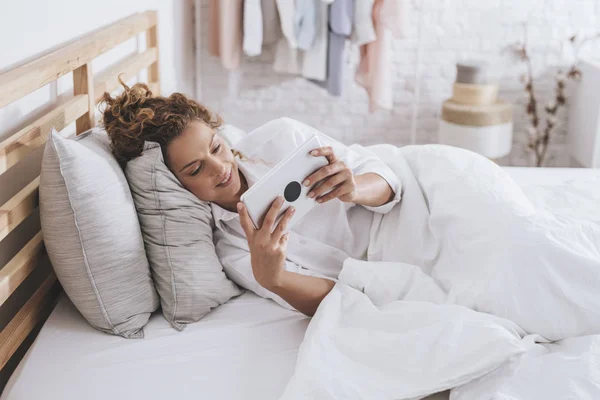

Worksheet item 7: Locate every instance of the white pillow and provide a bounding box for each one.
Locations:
[40,129,159,338]
[219,123,246,146]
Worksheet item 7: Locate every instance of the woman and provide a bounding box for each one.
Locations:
[102,82,401,317]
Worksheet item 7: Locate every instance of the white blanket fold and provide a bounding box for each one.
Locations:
[281,144,600,400]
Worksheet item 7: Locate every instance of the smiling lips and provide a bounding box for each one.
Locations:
[218,168,232,187]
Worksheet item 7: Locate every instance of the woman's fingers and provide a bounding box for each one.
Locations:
[302,146,340,187]
[310,146,337,164]
[261,196,284,232]
[308,169,350,199]
[237,202,256,238]
[303,160,345,188]
[279,232,291,248]
[273,206,295,239]
[304,146,358,204]
[317,181,354,204]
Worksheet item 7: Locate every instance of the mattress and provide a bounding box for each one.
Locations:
[3,167,599,400]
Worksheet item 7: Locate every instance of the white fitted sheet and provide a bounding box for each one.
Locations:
[3,167,599,400]
[3,292,310,400]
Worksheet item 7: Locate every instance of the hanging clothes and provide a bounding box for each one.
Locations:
[208,0,243,70]
[208,0,220,56]
[314,0,354,96]
[295,0,318,51]
[273,0,303,74]
[355,0,407,111]
[352,0,377,46]
[261,0,282,45]
[301,0,333,81]
[273,0,332,80]
[243,0,263,56]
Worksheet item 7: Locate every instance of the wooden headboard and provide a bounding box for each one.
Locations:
[0,10,160,388]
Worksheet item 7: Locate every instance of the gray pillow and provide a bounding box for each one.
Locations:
[125,142,243,331]
[40,129,159,338]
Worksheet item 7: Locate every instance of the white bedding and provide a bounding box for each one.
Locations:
[281,144,600,400]
[3,155,600,400]
[507,166,600,225]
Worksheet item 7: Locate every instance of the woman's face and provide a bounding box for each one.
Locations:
[167,120,244,209]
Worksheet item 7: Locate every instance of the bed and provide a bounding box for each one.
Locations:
[2,165,599,400]
[2,10,600,400]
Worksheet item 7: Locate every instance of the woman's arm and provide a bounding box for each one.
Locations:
[265,271,335,317]
[237,198,335,317]
[303,147,396,209]
[353,172,395,208]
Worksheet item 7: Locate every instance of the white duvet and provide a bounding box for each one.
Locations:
[280,144,600,400]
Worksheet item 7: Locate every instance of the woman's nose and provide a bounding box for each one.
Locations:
[206,158,226,176]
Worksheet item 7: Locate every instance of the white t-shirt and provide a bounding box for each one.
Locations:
[212,118,401,309]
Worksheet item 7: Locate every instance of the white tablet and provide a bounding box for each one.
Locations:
[240,134,329,231]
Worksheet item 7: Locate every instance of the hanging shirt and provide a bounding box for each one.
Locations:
[300,0,332,81]
[273,0,303,74]
[352,0,377,46]
[243,0,263,56]
[295,0,318,51]
[212,118,402,310]
[208,0,220,56]
[273,0,333,80]
[262,0,282,45]
[313,0,354,95]
[209,0,244,70]
[330,0,353,43]
[355,0,408,111]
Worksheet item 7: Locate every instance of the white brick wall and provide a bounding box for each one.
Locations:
[196,0,600,167]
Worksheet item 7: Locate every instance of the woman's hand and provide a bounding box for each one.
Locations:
[237,197,295,290]
[302,146,358,204]
[239,196,335,317]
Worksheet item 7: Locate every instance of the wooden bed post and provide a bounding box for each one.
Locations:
[146,17,160,95]
[73,63,95,134]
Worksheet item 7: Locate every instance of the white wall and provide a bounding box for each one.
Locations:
[0,0,195,200]
[0,0,195,96]
[197,0,600,167]
[0,1,194,267]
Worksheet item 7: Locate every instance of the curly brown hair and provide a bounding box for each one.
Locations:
[101,78,222,166]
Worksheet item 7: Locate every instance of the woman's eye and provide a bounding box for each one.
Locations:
[190,165,201,176]
[212,144,221,154]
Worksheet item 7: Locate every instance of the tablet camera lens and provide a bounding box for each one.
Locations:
[284,181,302,202]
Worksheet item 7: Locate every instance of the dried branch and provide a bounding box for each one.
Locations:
[511,27,599,167]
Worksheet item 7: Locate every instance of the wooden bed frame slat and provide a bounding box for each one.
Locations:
[0,11,157,109]
[0,271,57,371]
[0,177,40,243]
[0,232,44,307]
[148,82,160,95]
[94,48,158,102]
[0,10,160,386]
[146,24,161,94]
[73,64,95,134]
[0,95,89,176]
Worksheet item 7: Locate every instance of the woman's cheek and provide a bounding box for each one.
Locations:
[183,178,206,201]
